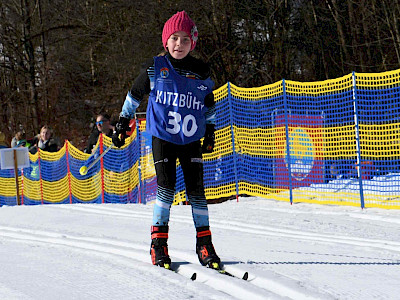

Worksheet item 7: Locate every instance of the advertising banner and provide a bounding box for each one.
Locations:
[274,114,324,189]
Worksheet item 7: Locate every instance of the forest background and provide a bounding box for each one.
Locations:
[1,0,400,149]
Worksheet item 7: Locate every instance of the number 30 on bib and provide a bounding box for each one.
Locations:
[166,111,198,137]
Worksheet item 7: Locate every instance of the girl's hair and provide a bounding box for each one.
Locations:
[157,51,167,57]
[156,51,201,59]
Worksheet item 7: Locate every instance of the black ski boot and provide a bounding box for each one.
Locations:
[150,226,171,269]
[196,227,221,269]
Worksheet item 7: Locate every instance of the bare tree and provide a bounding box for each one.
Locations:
[1,0,399,146]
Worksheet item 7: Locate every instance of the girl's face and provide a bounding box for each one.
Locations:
[166,31,191,59]
[40,128,51,141]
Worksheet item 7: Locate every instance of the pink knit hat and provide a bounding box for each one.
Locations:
[162,11,198,51]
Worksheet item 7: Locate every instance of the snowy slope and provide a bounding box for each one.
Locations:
[0,197,399,299]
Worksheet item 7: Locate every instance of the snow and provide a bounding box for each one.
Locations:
[0,197,399,299]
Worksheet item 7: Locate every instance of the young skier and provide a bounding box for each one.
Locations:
[113,11,220,269]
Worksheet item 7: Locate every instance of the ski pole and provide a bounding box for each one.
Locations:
[79,143,113,176]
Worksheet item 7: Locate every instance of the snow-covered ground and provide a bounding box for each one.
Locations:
[0,197,399,299]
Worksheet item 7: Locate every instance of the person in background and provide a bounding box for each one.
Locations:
[0,131,9,148]
[11,131,28,148]
[85,113,114,153]
[112,11,220,270]
[29,125,59,154]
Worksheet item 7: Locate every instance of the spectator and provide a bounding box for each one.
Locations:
[29,125,59,154]
[11,131,28,148]
[0,131,8,148]
[85,113,114,153]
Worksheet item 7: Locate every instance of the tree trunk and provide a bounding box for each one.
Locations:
[21,0,40,131]
[38,0,49,124]
[392,2,400,66]
[371,0,387,70]
[326,0,349,73]
[311,0,329,79]
[382,0,400,66]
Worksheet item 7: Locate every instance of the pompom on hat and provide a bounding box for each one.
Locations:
[162,11,198,51]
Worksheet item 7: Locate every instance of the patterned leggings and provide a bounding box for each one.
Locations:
[151,137,209,228]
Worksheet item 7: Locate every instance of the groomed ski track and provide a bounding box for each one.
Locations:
[0,200,399,299]
[0,223,317,300]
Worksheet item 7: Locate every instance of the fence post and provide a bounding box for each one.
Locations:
[352,71,365,209]
[65,141,73,204]
[13,149,20,205]
[21,169,24,205]
[227,82,240,202]
[38,149,44,205]
[282,79,294,204]
[100,134,105,204]
[136,116,143,204]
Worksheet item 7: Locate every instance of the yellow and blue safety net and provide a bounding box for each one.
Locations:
[0,69,399,209]
[208,71,399,209]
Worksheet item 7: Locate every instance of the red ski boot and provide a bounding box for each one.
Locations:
[196,227,221,269]
[150,226,171,269]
